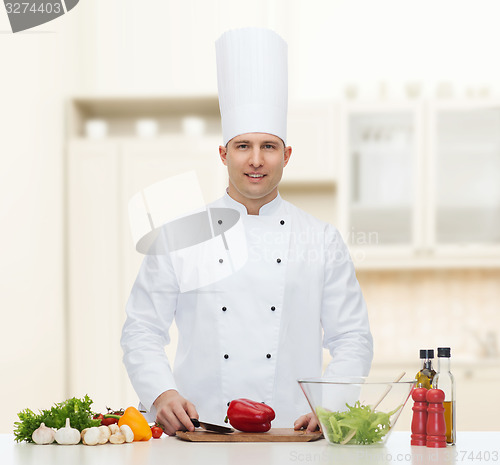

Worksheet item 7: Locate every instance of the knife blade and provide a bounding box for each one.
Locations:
[190,418,234,434]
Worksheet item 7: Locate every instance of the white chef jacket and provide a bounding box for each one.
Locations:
[121,192,373,427]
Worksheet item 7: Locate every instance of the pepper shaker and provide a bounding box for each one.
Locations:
[426,389,447,448]
[411,387,428,446]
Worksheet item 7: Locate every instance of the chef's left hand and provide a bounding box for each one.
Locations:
[294,413,320,432]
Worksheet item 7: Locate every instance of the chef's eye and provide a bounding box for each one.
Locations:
[263,144,275,149]
[237,144,248,149]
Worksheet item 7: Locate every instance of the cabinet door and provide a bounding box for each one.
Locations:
[119,137,227,402]
[451,364,500,431]
[67,140,123,411]
[339,104,424,255]
[120,136,227,290]
[285,102,336,183]
[429,103,500,253]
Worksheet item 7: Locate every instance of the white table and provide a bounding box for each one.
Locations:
[3,432,499,465]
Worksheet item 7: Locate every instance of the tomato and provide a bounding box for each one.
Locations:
[101,417,119,426]
[151,425,164,439]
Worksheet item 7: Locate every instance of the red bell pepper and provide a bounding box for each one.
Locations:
[225,398,276,432]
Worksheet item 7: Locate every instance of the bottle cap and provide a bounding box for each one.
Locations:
[419,349,434,359]
[437,347,451,357]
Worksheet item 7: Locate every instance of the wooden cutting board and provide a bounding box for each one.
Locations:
[175,428,323,442]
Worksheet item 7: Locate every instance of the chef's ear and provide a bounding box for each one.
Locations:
[283,145,292,167]
[219,145,228,166]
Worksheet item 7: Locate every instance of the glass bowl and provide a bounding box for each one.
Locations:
[298,377,414,446]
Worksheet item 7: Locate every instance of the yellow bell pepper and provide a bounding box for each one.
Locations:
[118,407,152,441]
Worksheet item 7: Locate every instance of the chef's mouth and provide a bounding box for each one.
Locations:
[245,173,266,178]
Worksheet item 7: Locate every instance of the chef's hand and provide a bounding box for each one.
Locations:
[294,412,320,433]
[153,389,199,436]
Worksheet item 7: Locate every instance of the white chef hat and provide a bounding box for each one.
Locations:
[215,27,288,146]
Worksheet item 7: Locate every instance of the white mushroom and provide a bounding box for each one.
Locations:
[81,427,100,446]
[108,424,120,435]
[120,424,134,443]
[109,432,125,444]
[98,425,111,444]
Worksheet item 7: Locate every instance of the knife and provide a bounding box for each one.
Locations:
[190,418,234,434]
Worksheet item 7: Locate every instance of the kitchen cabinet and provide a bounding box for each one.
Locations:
[67,139,123,409]
[65,95,339,409]
[338,103,423,253]
[428,102,500,256]
[338,101,500,269]
[66,97,227,409]
[280,101,337,225]
[451,361,500,433]
[68,136,227,409]
[284,101,337,183]
[119,135,227,317]
[369,360,500,432]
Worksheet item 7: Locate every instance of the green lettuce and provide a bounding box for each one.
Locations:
[316,402,401,445]
[13,395,100,443]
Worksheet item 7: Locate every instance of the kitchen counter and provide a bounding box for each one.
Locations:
[3,432,499,465]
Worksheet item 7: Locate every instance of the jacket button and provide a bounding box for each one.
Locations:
[280,220,285,225]
[276,258,281,263]
[266,353,271,359]
[218,219,223,224]
[271,306,276,311]
[222,306,227,312]
[219,258,224,263]
[224,354,229,359]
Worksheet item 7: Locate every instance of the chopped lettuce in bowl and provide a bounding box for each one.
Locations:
[316,402,401,445]
[298,377,414,446]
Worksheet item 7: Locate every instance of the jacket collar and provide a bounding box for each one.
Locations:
[222,190,283,216]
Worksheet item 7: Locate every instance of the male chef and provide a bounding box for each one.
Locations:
[121,28,373,436]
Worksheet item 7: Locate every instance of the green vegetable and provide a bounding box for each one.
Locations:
[13,395,101,443]
[316,402,401,445]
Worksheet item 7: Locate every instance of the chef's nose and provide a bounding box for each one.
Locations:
[249,147,264,168]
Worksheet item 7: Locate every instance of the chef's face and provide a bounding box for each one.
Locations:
[219,133,292,213]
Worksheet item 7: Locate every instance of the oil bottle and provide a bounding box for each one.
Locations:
[432,347,456,445]
[415,349,436,389]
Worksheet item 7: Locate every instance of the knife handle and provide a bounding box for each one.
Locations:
[190,418,200,427]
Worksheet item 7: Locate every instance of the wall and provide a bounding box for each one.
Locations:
[2,0,500,434]
[326,269,500,431]
[0,10,80,433]
[73,0,287,96]
[72,0,500,100]
[357,269,500,363]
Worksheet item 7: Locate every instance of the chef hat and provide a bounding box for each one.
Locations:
[215,27,288,146]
